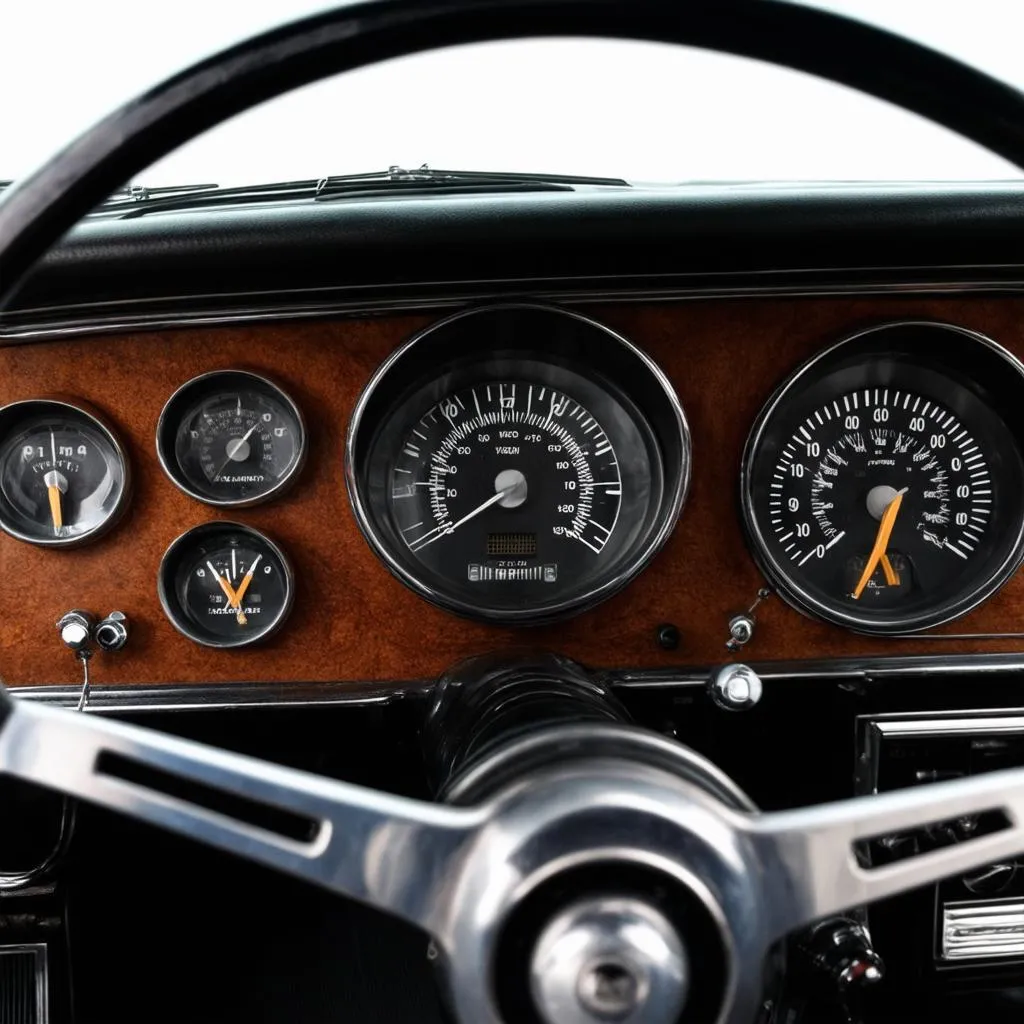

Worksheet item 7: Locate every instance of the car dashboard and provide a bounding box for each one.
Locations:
[6,184,1024,1022]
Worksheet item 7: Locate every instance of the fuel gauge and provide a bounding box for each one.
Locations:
[0,399,130,546]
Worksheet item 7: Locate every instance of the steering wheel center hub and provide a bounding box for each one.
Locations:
[530,896,688,1024]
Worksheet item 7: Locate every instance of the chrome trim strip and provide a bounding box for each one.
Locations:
[6,274,1024,342]
[7,650,1024,713]
[609,651,1024,689]
[871,713,1024,737]
[9,680,431,713]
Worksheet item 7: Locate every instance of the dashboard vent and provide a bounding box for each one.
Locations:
[0,944,47,1024]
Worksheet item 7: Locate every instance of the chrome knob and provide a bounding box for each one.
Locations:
[710,664,763,711]
[95,611,129,652]
[529,896,689,1024]
[56,610,94,653]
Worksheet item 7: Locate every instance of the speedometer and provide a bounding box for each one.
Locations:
[742,322,1024,633]
[390,380,624,569]
[347,305,690,624]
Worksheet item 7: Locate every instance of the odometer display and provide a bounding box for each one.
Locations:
[743,323,1024,633]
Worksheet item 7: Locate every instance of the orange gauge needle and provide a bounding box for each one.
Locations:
[231,555,262,625]
[880,553,900,586]
[852,488,907,599]
[44,432,65,533]
[46,481,63,532]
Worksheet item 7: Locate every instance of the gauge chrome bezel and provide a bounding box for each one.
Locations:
[740,320,1024,634]
[0,398,132,548]
[156,369,307,508]
[345,303,691,625]
[157,521,295,649]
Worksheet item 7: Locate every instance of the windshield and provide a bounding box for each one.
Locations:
[2,0,1020,188]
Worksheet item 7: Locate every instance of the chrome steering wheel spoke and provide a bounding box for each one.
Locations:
[0,698,484,939]
[8,691,1024,1023]
[747,767,1024,940]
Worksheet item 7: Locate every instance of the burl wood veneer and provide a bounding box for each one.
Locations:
[4,295,1024,687]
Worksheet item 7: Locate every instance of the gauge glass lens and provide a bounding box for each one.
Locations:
[348,306,690,624]
[158,372,305,506]
[0,402,129,546]
[743,324,1024,632]
[390,379,631,594]
[158,523,293,648]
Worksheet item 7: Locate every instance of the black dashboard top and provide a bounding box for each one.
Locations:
[6,184,1024,334]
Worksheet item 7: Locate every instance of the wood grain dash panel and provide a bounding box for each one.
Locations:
[3,296,1024,688]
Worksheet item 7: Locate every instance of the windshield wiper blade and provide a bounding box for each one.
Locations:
[106,165,630,218]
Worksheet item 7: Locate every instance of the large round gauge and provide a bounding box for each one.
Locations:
[0,399,130,547]
[347,305,690,624]
[742,322,1024,633]
[158,522,294,648]
[157,371,306,507]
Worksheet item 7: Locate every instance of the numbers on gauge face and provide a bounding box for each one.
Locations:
[767,387,991,607]
[388,380,623,581]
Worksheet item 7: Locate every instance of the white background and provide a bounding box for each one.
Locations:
[1,1,1022,186]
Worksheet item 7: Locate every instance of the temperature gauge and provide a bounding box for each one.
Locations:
[157,370,306,507]
[158,522,294,648]
[0,399,130,546]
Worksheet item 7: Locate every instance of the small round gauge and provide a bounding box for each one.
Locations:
[158,522,294,648]
[157,371,306,507]
[0,399,130,547]
[742,322,1024,633]
[347,305,690,624]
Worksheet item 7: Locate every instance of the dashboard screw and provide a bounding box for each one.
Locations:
[655,623,680,650]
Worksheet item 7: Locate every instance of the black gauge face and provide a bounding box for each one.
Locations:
[348,306,691,624]
[0,401,129,546]
[158,523,294,648]
[157,371,305,506]
[390,379,628,592]
[743,323,1024,633]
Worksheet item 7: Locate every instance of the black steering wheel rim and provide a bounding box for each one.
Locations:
[3,0,1024,307]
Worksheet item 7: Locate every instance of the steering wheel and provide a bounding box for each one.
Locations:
[4,4,1024,1022]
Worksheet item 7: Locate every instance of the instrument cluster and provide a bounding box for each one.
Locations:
[2,306,1024,648]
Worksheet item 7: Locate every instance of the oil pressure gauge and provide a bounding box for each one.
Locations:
[0,399,130,547]
[157,370,306,506]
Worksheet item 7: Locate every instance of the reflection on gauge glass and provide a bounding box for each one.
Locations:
[158,522,294,648]
[742,322,1024,633]
[157,371,306,506]
[347,305,690,624]
[0,399,130,547]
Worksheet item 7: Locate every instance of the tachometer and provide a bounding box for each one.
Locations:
[347,305,690,624]
[742,322,1024,633]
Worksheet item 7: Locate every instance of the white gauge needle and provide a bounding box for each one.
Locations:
[410,487,512,554]
[213,423,259,480]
